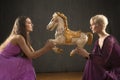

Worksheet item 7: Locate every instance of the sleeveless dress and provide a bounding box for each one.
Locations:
[0,43,36,80]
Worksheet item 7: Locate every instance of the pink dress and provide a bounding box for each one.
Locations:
[0,43,36,80]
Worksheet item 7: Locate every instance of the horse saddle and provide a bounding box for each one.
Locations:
[64,29,81,43]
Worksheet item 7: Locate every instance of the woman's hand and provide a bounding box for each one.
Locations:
[43,40,55,51]
[75,47,90,59]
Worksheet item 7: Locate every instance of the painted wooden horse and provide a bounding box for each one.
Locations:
[47,12,93,56]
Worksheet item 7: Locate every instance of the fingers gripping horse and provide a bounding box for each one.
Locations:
[47,12,93,56]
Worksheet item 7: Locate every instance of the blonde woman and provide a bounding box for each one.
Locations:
[74,15,120,80]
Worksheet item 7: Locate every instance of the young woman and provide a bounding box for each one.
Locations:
[0,16,55,80]
[72,15,120,80]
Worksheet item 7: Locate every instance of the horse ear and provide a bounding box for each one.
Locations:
[54,12,56,14]
[56,12,61,15]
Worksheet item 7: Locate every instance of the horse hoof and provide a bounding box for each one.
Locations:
[57,49,64,54]
[70,50,75,56]
[70,53,74,56]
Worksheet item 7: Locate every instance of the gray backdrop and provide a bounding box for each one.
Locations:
[0,0,120,72]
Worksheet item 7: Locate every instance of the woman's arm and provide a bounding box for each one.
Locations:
[16,35,54,59]
[76,48,90,59]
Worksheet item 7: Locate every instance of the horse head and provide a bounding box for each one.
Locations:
[47,12,68,31]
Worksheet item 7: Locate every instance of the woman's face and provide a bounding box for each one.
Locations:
[25,18,33,32]
[90,20,101,33]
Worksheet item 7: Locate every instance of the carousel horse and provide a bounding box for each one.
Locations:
[47,12,93,56]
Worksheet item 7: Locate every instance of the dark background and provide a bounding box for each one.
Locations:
[0,0,120,73]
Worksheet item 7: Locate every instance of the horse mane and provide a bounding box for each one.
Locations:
[55,12,68,30]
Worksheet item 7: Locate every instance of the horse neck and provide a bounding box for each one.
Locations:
[57,18,68,30]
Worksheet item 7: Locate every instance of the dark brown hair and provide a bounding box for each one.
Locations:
[0,16,33,57]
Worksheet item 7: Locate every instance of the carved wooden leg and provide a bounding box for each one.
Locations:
[49,39,63,54]
[52,46,63,54]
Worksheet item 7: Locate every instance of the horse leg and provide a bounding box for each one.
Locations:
[70,41,86,56]
[52,46,63,53]
[70,33,88,56]
[70,49,77,56]
[49,39,63,54]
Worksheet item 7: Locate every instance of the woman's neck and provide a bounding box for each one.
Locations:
[98,30,109,38]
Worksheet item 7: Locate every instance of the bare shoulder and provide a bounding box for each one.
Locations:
[16,35,26,43]
[16,35,24,40]
[11,35,25,45]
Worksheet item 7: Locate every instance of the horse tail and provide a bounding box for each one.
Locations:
[86,32,93,45]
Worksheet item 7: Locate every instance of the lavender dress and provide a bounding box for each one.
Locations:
[83,35,120,80]
[0,43,36,80]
